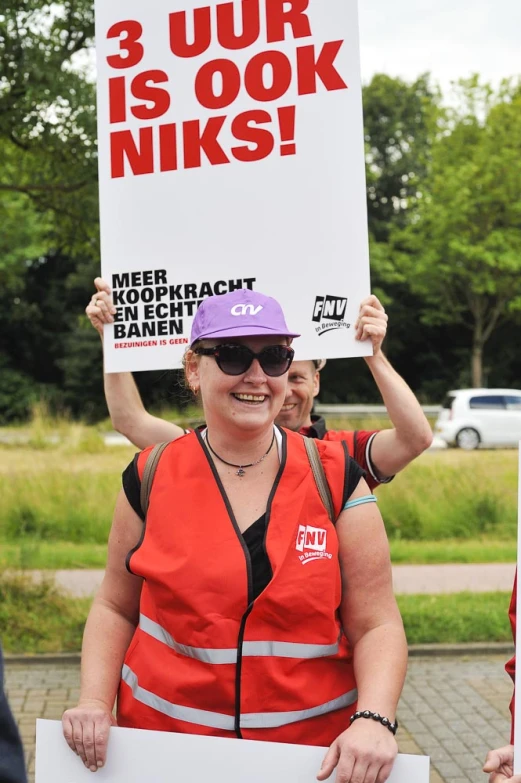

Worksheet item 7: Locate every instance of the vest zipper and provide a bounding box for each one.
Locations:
[236,429,287,738]
[234,603,253,738]
[196,427,288,739]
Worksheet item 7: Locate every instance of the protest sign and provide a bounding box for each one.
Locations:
[36,719,429,782]
[94,0,372,372]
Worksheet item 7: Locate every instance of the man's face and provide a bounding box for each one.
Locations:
[275,360,320,432]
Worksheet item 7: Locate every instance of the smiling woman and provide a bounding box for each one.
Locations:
[63,289,407,783]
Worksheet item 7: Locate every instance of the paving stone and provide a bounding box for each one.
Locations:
[4,653,514,783]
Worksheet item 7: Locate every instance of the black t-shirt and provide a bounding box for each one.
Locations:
[122,452,366,601]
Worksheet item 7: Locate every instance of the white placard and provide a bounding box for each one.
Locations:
[514,442,521,774]
[36,719,429,782]
[94,0,372,372]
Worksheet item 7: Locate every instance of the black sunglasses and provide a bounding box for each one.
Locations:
[194,344,295,377]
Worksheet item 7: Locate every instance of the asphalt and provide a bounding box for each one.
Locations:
[21,562,518,597]
[5,652,515,783]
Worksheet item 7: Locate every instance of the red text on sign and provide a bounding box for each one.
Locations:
[110,107,296,177]
[106,20,144,68]
[169,0,312,58]
[108,43,347,124]
[109,71,170,123]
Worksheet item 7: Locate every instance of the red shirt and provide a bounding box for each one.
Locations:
[299,416,392,492]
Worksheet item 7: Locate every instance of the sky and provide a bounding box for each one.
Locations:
[79,0,521,98]
[357,0,520,91]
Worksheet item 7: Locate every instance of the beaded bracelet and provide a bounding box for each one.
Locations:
[349,710,398,735]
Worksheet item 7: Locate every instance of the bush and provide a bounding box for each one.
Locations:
[0,355,37,424]
[378,451,517,541]
[0,571,89,653]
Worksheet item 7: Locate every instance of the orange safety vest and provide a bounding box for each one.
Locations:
[117,427,358,746]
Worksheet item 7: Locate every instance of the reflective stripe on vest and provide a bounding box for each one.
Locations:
[140,614,341,662]
[121,664,358,730]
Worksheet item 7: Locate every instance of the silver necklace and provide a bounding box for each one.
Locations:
[206,431,276,477]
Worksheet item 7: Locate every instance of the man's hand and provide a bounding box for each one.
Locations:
[483,745,521,782]
[355,296,388,356]
[85,278,116,337]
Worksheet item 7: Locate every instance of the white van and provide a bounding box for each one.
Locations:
[434,388,521,449]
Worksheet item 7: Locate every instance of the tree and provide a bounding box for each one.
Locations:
[363,73,440,244]
[0,2,98,259]
[394,79,521,387]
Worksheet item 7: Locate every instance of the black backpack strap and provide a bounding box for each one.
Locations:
[139,442,169,517]
[304,437,335,524]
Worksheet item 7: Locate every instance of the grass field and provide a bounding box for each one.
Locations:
[0,571,513,653]
[0,412,518,569]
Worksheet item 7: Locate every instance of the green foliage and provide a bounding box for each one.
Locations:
[1,467,118,543]
[378,450,518,541]
[0,579,513,654]
[0,541,107,569]
[390,539,517,564]
[0,440,517,552]
[0,1,99,259]
[0,571,89,653]
[0,10,520,416]
[0,537,515,571]
[0,355,37,422]
[363,73,441,244]
[392,78,521,385]
[398,592,512,644]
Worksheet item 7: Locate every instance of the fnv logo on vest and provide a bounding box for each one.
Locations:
[296,525,332,564]
[231,304,264,316]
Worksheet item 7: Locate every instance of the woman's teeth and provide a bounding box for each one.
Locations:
[234,394,266,403]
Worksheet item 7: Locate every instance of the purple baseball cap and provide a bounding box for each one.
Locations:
[190,289,300,345]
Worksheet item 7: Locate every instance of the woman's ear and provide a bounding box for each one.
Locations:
[185,349,200,393]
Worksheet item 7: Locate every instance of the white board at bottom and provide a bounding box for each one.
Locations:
[36,719,429,782]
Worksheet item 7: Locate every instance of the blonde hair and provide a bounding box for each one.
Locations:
[182,340,212,395]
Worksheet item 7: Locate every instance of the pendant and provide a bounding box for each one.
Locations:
[236,467,246,478]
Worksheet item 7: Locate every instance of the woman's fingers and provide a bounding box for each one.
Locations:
[92,715,112,770]
[70,716,87,765]
[61,714,76,755]
[62,706,113,771]
[82,719,98,771]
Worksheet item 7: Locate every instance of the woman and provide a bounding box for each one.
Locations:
[63,289,407,783]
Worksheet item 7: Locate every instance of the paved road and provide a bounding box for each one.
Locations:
[4,653,514,783]
[23,562,517,598]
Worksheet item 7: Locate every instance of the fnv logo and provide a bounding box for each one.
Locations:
[312,296,350,337]
[296,525,332,564]
[231,304,263,316]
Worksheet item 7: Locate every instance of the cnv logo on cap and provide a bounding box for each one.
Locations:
[230,304,264,316]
